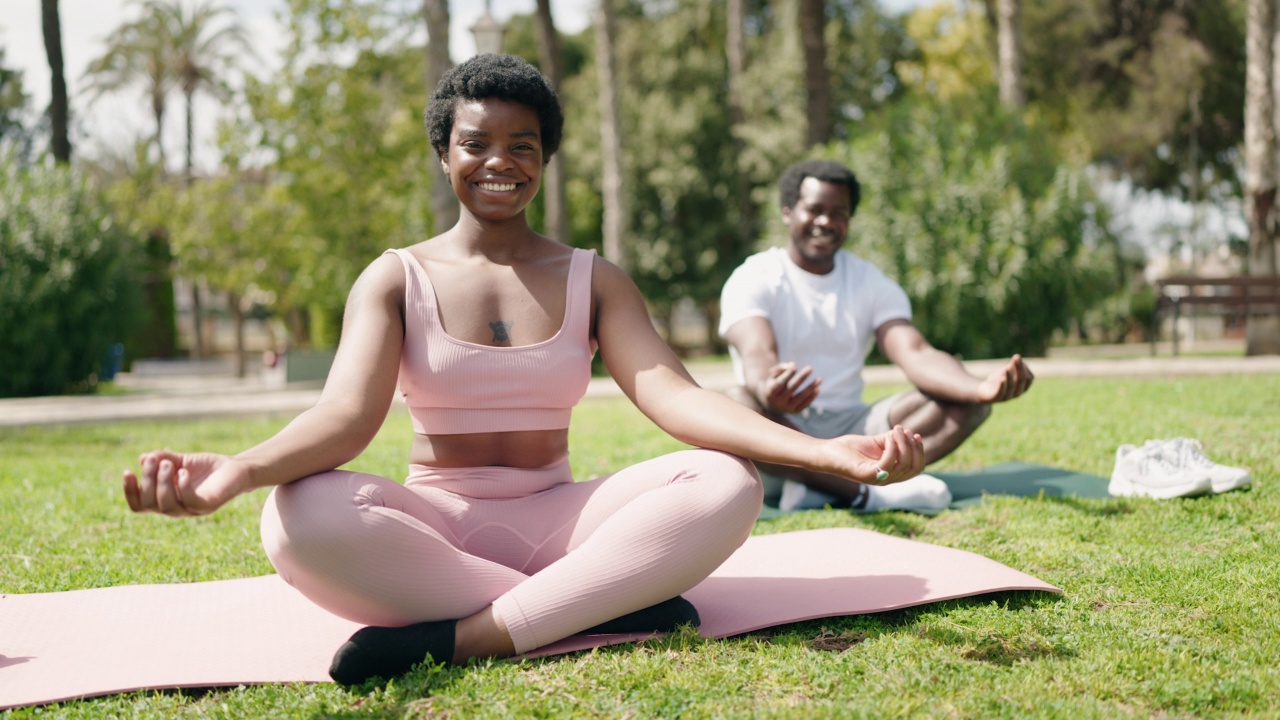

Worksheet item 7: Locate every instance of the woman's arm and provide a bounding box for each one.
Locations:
[593,260,923,484]
[123,254,407,516]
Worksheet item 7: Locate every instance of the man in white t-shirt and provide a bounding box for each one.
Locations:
[719,159,1034,513]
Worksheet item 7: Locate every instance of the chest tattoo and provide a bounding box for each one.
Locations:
[489,320,514,343]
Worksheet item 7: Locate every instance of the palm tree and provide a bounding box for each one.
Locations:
[41,0,71,163]
[82,2,174,168]
[595,0,628,271]
[152,0,252,182]
[533,0,568,243]
[154,0,252,360]
[423,0,458,234]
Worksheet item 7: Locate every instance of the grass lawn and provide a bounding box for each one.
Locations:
[2,374,1278,718]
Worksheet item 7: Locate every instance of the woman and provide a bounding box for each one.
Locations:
[123,55,925,686]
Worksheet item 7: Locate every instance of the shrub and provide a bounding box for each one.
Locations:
[0,159,141,397]
[822,98,1122,359]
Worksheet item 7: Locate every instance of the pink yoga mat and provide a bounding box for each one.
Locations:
[0,528,1058,709]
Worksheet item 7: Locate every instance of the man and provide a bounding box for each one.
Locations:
[719,159,1034,513]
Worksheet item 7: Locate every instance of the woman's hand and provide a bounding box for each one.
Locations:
[122,451,251,517]
[818,426,925,486]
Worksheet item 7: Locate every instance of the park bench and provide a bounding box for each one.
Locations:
[1151,275,1280,356]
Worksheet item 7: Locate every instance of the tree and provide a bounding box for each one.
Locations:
[41,0,72,163]
[798,0,831,146]
[1016,0,1243,197]
[595,0,628,271]
[1244,0,1280,354]
[832,97,1121,358]
[533,0,569,243]
[239,0,431,347]
[150,0,252,359]
[995,0,1023,110]
[152,0,252,181]
[0,48,34,162]
[83,2,174,168]
[725,0,757,314]
[423,0,457,234]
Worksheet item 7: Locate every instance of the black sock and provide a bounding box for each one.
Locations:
[329,619,457,686]
[581,595,701,635]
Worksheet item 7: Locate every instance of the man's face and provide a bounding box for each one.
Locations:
[782,177,851,275]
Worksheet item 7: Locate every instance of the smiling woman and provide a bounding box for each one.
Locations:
[119,53,926,689]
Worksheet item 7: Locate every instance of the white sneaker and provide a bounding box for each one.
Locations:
[779,474,952,515]
[861,473,952,514]
[779,480,840,511]
[1109,443,1213,499]
[1163,438,1252,493]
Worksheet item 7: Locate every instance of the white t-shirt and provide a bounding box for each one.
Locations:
[718,247,912,413]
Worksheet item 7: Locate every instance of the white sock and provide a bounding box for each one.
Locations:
[861,474,952,514]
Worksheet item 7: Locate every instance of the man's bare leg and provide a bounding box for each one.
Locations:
[723,386,872,504]
[724,386,986,507]
[884,390,992,464]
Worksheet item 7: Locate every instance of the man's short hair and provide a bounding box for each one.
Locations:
[778,159,861,214]
[425,53,564,164]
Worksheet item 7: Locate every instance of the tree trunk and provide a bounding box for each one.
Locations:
[41,0,71,164]
[189,279,205,359]
[996,0,1025,110]
[183,86,195,181]
[423,0,458,235]
[1246,0,1280,354]
[229,290,247,378]
[798,0,831,147]
[595,0,628,271]
[726,0,756,268]
[534,0,569,244]
[152,89,167,170]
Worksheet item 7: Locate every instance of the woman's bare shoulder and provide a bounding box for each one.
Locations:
[347,250,407,306]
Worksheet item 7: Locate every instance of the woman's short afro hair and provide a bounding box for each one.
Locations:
[778,159,861,214]
[425,53,563,164]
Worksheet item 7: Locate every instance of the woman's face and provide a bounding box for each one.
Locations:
[442,97,544,221]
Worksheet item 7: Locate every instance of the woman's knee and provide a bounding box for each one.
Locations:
[260,471,386,569]
[683,449,764,508]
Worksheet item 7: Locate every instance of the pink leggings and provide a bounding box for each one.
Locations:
[260,449,761,654]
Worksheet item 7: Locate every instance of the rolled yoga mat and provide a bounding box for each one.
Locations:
[0,528,1059,710]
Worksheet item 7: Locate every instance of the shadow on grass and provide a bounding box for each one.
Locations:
[754,589,1072,666]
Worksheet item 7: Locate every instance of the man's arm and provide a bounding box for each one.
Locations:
[876,319,1033,404]
[723,316,821,415]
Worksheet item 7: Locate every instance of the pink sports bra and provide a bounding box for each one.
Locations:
[386,247,597,435]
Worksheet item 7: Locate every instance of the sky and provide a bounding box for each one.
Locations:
[1,0,1241,258]
[2,0,928,171]
[0,0,597,169]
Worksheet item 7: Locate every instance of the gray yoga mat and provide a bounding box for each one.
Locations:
[758,462,1111,519]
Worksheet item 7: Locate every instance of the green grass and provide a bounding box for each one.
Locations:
[3,375,1279,718]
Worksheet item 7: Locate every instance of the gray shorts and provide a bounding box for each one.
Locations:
[760,391,909,509]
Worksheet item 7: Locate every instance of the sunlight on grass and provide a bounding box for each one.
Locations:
[1,374,1277,717]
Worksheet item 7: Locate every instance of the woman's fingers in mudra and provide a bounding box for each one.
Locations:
[124,450,192,516]
[873,425,925,485]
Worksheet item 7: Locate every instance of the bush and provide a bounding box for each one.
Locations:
[823,97,1122,359]
[0,159,141,397]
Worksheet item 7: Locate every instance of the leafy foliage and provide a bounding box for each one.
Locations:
[826,96,1122,358]
[0,47,35,164]
[0,159,141,397]
[236,0,432,345]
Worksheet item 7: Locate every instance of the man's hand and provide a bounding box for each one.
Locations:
[974,354,1034,403]
[753,361,822,415]
[123,451,250,517]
